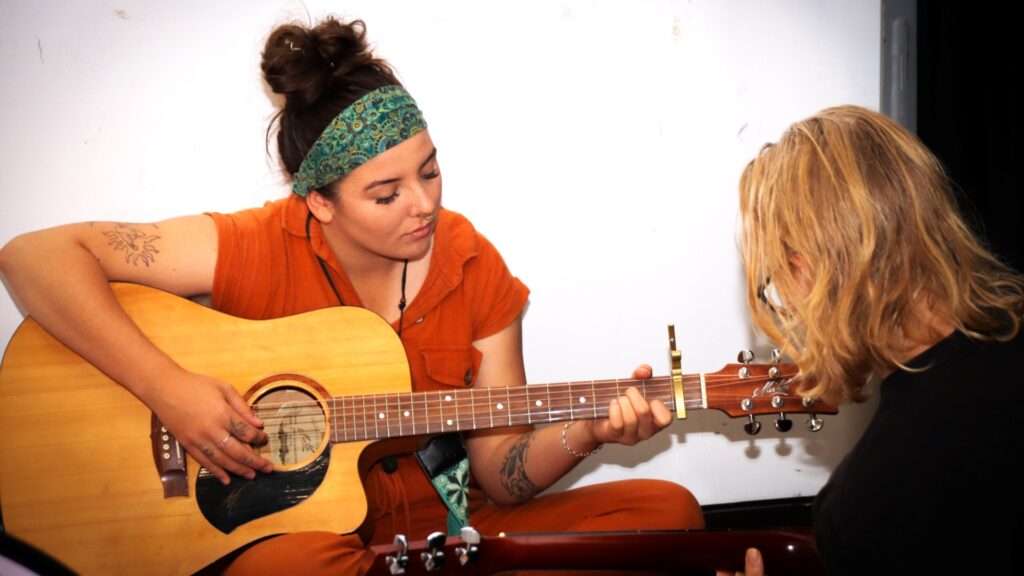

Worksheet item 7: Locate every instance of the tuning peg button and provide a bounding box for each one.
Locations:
[421,532,446,572]
[806,414,824,432]
[737,349,755,363]
[774,414,793,432]
[386,534,409,574]
[744,415,762,435]
[455,527,481,566]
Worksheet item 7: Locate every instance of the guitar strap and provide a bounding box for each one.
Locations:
[415,434,470,535]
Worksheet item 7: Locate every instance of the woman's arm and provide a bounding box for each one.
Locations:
[463,316,673,506]
[0,217,272,484]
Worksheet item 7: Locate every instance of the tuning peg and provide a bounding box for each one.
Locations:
[774,413,793,432]
[737,349,755,363]
[806,414,824,432]
[771,348,782,363]
[744,415,761,435]
[455,526,481,566]
[421,532,446,572]
[385,534,409,574]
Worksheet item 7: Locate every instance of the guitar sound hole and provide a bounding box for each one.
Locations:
[252,385,327,469]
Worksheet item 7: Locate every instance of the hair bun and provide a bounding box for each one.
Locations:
[261,18,375,109]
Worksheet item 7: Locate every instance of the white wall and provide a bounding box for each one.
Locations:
[0,0,880,506]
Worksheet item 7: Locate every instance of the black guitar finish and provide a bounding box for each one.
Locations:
[196,449,330,534]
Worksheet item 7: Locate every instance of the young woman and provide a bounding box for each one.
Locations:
[723,105,1023,575]
[0,16,703,574]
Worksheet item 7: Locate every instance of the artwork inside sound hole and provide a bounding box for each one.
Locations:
[254,385,327,468]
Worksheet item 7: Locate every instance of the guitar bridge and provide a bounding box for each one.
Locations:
[150,413,188,498]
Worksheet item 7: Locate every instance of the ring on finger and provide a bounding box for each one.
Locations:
[215,433,232,449]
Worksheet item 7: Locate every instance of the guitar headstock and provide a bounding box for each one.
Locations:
[701,358,837,434]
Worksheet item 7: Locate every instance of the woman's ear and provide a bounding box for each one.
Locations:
[305,190,336,225]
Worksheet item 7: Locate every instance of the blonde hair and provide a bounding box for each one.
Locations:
[739,105,1024,402]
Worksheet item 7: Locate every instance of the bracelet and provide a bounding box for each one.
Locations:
[561,422,603,458]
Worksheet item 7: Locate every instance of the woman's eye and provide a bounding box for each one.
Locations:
[422,169,440,180]
[375,192,400,205]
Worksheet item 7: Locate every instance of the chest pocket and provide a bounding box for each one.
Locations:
[421,345,482,389]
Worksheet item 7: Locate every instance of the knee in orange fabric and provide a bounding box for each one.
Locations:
[223,532,373,576]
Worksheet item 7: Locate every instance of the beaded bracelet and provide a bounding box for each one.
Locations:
[561,421,603,458]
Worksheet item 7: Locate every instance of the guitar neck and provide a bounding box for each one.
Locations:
[320,375,695,443]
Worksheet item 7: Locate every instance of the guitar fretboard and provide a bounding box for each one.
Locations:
[328,377,679,443]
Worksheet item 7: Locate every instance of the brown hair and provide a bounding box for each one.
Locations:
[261,17,400,197]
[739,105,1024,402]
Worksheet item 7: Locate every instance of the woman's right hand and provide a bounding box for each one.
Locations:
[143,368,274,485]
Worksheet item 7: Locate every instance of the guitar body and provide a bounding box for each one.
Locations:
[0,283,411,575]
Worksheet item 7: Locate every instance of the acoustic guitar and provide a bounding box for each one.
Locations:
[0,283,835,575]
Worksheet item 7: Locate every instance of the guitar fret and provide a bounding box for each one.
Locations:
[590,381,598,419]
[339,397,345,442]
[524,387,531,425]
[505,387,512,426]
[467,389,478,430]
[435,391,443,432]
[545,384,552,423]
[364,393,372,438]
[488,388,494,429]
[452,390,461,431]
[395,394,402,437]
[425,391,434,434]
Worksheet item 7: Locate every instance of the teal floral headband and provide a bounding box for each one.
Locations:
[291,85,428,197]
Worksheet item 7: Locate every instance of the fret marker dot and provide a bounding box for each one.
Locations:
[535,400,543,407]
[579,397,587,404]
[496,403,504,410]
[444,395,452,402]
[403,410,410,417]
[446,419,454,426]
[378,413,385,419]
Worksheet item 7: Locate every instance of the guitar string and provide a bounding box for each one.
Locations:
[245,374,794,414]
[247,376,810,437]
[247,382,798,424]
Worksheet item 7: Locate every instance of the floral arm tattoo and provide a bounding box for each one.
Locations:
[499,429,539,503]
[101,223,161,267]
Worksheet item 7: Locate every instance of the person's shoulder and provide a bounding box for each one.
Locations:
[207,196,290,221]
[206,196,299,235]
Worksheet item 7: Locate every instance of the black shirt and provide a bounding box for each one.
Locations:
[814,330,1022,575]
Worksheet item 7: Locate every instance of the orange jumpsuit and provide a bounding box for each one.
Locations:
[207,196,703,574]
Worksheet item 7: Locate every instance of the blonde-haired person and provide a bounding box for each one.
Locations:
[721,105,1023,576]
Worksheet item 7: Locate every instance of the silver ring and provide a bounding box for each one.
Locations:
[215,433,232,449]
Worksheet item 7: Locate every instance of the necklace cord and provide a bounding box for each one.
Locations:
[306,210,408,337]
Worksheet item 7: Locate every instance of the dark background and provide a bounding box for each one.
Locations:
[918,3,1023,272]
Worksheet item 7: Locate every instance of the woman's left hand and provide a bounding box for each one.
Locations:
[584,363,674,446]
